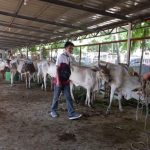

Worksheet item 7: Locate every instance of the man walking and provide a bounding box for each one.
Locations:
[50,41,82,120]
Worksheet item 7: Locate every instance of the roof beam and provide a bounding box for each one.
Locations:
[0,29,49,40]
[0,40,37,49]
[0,34,41,43]
[40,0,128,20]
[0,42,27,48]
[0,10,84,30]
[0,21,54,35]
[0,44,24,49]
[0,43,23,47]
[0,39,30,45]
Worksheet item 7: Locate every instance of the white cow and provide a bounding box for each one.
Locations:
[40,55,78,91]
[70,65,110,107]
[98,61,143,113]
[41,60,56,90]
[0,59,7,79]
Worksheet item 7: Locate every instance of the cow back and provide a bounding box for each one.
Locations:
[21,62,35,74]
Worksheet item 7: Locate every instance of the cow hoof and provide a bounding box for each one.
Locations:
[106,110,111,115]
[88,104,94,108]
[88,104,92,107]
[119,109,124,112]
[85,102,88,106]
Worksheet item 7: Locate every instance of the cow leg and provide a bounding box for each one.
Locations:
[28,74,31,88]
[85,88,91,107]
[2,71,5,79]
[25,73,28,88]
[118,92,123,112]
[42,73,47,91]
[20,73,23,81]
[106,84,116,114]
[10,72,14,86]
[50,77,54,91]
[91,91,96,105]
[32,73,36,82]
[70,82,75,102]
[37,72,40,84]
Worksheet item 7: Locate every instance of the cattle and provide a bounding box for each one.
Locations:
[0,59,8,79]
[69,64,110,107]
[41,60,56,91]
[36,60,43,84]
[97,61,143,113]
[10,59,35,88]
[39,57,110,106]
[40,55,78,91]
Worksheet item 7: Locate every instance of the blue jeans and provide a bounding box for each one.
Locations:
[51,84,75,117]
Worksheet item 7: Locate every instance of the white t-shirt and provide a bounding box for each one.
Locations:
[56,52,70,66]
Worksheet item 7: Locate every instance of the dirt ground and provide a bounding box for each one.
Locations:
[0,81,150,150]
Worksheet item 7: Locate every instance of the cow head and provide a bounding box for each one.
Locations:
[98,64,110,82]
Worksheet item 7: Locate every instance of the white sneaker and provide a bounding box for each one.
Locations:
[50,112,58,118]
[69,113,82,120]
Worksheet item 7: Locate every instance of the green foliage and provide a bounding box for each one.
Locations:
[29,46,38,52]
[43,48,49,58]
[51,42,64,49]
[131,22,150,52]
[73,47,80,55]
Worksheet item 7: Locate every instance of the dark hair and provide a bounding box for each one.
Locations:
[64,41,74,48]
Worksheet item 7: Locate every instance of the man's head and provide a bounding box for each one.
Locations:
[64,41,74,54]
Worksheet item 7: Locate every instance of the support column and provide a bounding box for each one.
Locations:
[127,23,132,66]
[50,45,52,60]
[79,46,81,65]
[26,47,28,59]
[139,29,146,75]
[98,44,101,65]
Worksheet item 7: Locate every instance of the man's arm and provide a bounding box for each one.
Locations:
[56,65,61,86]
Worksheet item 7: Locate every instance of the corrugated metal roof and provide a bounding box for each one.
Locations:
[0,0,149,49]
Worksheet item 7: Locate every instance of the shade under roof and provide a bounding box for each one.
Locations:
[0,0,149,50]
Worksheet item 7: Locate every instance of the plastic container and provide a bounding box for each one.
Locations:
[5,71,11,81]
